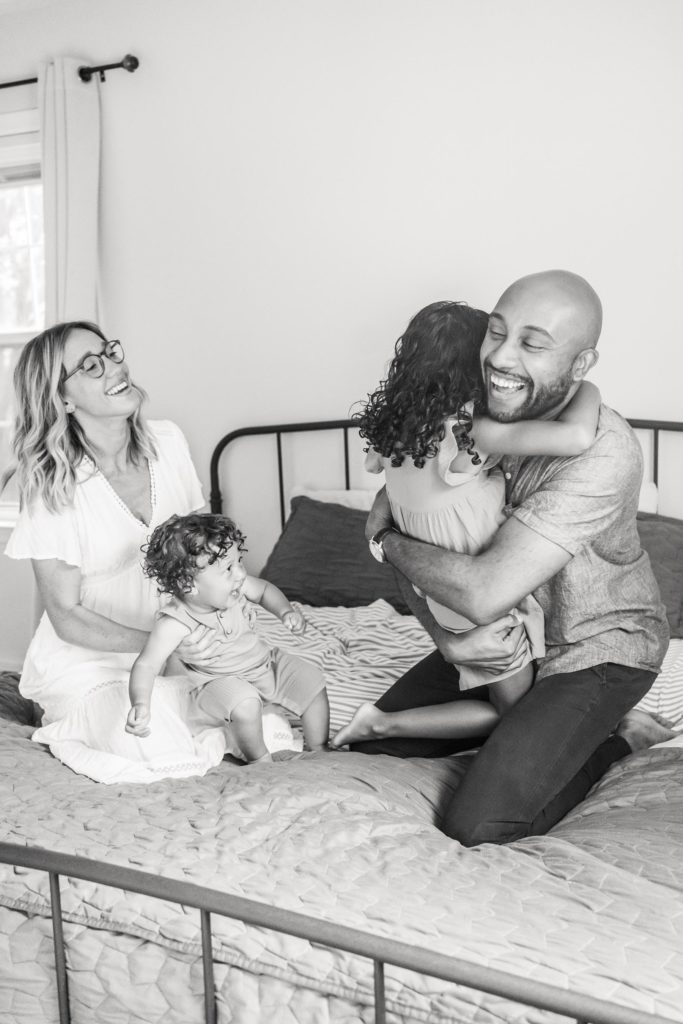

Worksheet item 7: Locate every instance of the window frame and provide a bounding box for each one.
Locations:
[0,95,44,521]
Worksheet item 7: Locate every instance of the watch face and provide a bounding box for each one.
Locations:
[369,537,385,563]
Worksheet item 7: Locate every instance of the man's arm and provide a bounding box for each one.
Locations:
[369,489,570,625]
[393,566,527,669]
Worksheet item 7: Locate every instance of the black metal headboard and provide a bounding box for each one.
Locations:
[209,417,683,526]
[626,419,683,488]
[210,419,357,526]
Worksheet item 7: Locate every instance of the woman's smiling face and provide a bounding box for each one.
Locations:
[62,328,141,422]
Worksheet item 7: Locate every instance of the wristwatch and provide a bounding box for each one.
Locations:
[369,526,396,564]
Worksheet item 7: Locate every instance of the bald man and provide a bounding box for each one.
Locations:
[348,270,672,845]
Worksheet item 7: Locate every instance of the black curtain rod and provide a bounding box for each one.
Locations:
[0,76,37,90]
[0,53,139,91]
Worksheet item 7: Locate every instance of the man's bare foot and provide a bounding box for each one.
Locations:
[616,709,676,753]
[330,703,387,748]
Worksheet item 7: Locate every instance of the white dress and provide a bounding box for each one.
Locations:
[368,409,545,690]
[4,420,230,784]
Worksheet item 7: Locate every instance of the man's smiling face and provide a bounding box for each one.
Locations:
[480,273,600,423]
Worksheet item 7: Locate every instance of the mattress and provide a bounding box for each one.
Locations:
[0,601,681,1023]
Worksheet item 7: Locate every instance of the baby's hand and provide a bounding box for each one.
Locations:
[281,609,306,634]
[125,703,151,737]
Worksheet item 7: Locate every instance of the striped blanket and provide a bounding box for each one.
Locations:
[256,599,434,733]
[255,600,683,735]
[638,635,683,731]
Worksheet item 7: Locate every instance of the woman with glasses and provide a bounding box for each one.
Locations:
[1,321,231,782]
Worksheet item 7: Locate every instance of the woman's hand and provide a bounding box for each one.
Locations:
[177,624,228,669]
[365,486,394,541]
[437,614,527,673]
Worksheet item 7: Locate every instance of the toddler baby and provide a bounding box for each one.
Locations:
[125,512,329,762]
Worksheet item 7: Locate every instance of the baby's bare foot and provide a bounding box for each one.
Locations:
[616,709,676,753]
[330,703,386,748]
[271,749,305,761]
[250,751,273,764]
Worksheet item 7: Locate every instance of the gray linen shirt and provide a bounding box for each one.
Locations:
[502,405,669,680]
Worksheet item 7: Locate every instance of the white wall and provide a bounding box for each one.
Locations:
[2,0,682,416]
[1,0,682,562]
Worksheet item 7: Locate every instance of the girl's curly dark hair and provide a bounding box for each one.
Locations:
[357,301,489,467]
[142,513,246,599]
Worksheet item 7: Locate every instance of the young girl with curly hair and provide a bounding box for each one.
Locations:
[126,513,329,762]
[333,300,601,749]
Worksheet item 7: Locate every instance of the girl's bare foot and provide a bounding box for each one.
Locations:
[330,703,386,748]
[616,709,676,752]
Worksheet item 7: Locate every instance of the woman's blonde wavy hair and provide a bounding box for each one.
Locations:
[1,321,158,512]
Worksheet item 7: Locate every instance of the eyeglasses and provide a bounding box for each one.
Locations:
[63,340,125,381]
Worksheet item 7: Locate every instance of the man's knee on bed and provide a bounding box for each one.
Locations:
[440,771,536,845]
[441,810,531,846]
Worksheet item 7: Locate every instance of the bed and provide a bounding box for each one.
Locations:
[1,417,683,1024]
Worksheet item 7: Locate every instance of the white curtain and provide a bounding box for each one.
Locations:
[39,57,101,325]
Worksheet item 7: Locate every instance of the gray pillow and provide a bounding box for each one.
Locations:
[261,495,411,613]
[260,501,683,636]
[637,512,683,639]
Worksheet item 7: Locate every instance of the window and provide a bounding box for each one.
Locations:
[0,179,44,332]
[0,92,43,512]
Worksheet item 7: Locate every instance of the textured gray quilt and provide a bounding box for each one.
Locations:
[0,711,682,1024]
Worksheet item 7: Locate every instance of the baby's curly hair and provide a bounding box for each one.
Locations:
[143,513,246,600]
[357,301,489,467]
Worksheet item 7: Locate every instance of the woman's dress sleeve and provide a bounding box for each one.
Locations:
[4,499,82,567]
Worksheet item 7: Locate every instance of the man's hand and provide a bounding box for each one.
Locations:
[365,486,394,541]
[436,614,528,673]
[125,703,151,737]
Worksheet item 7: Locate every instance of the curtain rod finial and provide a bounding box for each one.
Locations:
[78,54,140,83]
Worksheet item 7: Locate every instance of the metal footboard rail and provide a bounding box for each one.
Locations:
[0,842,677,1024]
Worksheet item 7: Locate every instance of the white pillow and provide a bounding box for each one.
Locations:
[638,481,658,514]
[292,481,658,514]
[289,486,378,511]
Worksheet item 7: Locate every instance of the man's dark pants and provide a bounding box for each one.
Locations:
[350,650,655,845]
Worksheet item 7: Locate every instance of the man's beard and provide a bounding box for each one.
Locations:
[485,365,575,423]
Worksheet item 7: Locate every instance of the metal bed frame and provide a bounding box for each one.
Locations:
[209,416,683,522]
[0,841,677,1024]
[210,418,359,524]
[3,417,683,1024]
